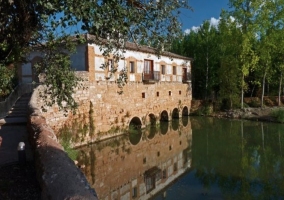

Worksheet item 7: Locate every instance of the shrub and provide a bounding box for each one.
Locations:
[272,109,284,123]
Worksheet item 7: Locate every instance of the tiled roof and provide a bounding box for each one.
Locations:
[85,33,192,61]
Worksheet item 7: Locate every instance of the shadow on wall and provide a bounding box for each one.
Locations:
[27,92,98,200]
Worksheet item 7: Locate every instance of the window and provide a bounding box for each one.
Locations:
[142,92,145,98]
[144,60,153,73]
[156,92,159,97]
[145,176,155,193]
[174,163,178,172]
[132,187,137,198]
[130,61,135,73]
[179,90,181,95]
[162,169,167,179]
[108,59,113,71]
[173,66,176,75]
[169,91,171,96]
[143,157,147,164]
[161,65,166,74]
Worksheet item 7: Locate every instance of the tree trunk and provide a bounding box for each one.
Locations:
[205,50,209,99]
[261,70,267,108]
[279,72,283,106]
[241,74,244,109]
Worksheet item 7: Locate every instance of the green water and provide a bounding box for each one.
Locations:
[77,117,284,200]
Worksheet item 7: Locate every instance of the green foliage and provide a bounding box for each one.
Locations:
[0,64,17,98]
[58,126,78,160]
[1,0,191,111]
[34,35,82,112]
[272,109,284,123]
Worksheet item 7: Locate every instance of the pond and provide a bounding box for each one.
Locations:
[76,116,284,200]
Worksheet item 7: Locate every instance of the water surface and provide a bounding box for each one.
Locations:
[77,117,284,200]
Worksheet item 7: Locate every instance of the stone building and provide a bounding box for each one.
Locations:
[20,34,192,143]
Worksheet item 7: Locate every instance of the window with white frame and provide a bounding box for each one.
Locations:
[130,61,135,73]
[161,65,166,74]
[108,59,113,71]
[173,66,177,75]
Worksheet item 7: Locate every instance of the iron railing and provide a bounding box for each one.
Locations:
[142,71,160,82]
[182,72,191,83]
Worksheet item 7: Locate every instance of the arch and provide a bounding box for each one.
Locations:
[160,110,169,122]
[129,117,142,127]
[172,118,179,131]
[160,121,169,135]
[145,114,157,139]
[172,108,179,119]
[182,106,189,116]
[129,117,142,145]
[31,56,43,83]
[182,116,189,127]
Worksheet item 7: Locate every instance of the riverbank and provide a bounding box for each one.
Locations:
[210,107,282,123]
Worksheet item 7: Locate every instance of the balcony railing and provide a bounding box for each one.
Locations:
[142,71,160,82]
[182,73,191,83]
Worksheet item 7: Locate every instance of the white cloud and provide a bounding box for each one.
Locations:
[209,17,220,28]
[184,29,191,34]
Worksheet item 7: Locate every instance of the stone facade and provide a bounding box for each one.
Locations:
[24,34,192,145]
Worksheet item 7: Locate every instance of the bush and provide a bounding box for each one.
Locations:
[0,64,17,98]
[272,109,284,123]
[264,97,275,107]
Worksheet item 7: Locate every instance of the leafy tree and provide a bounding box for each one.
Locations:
[218,16,242,109]
[0,0,191,111]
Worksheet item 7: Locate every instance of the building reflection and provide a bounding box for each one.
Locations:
[77,117,192,200]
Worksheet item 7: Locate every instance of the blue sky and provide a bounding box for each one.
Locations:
[180,0,230,32]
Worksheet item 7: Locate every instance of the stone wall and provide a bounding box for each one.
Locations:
[35,71,192,146]
[27,87,98,200]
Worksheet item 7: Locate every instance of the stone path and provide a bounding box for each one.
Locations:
[0,93,33,165]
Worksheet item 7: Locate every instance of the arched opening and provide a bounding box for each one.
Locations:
[172,108,179,119]
[172,119,179,131]
[160,110,169,135]
[182,106,189,116]
[160,121,169,135]
[129,117,142,145]
[182,116,189,127]
[145,114,157,139]
[182,106,189,127]
[31,56,43,83]
[160,110,169,122]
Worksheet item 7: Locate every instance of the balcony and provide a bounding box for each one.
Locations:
[182,73,191,83]
[142,71,160,83]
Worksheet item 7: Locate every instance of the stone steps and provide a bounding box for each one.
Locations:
[1,93,31,125]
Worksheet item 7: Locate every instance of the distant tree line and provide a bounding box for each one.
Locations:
[171,0,284,109]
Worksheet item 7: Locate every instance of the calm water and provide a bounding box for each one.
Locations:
[77,117,284,200]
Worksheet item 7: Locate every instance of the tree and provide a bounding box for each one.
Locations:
[0,0,191,111]
[218,16,243,109]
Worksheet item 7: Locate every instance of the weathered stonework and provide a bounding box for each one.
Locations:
[22,34,192,146]
[77,120,192,199]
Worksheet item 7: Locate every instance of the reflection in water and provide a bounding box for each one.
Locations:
[77,116,192,200]
[172,119,179,131]
[129,129,142,145]
[182,115,188,127]
[154,117,284,200]
[77,117,284,200]
[160,121,169,135]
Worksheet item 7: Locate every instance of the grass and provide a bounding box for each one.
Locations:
[58,126,78,160]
